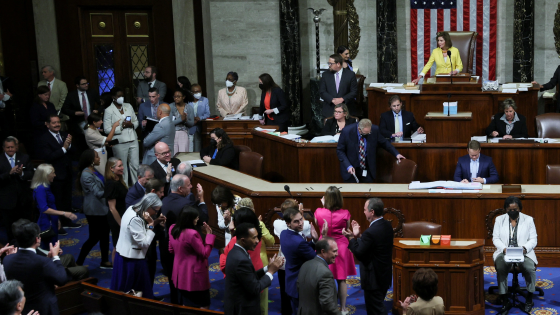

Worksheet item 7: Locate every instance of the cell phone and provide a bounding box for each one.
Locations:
[126,116,131,121]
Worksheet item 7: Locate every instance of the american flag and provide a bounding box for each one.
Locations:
[410,0,497,81]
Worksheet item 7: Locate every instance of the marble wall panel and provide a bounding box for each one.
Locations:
[172,0,198,84]
[280,0,303,125]
[377,0,398,83]
[32,0,61,76]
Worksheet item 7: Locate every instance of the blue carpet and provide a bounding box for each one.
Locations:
[2,214,560,314]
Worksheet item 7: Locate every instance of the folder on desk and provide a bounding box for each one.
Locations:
[420,235,431,245]
[441,235,451,246]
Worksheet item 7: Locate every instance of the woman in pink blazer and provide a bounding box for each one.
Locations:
[169,206,216,308]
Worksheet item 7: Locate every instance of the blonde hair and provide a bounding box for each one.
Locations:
[237,198,255,211]
[105,157,128,188]
[31,164,55,189]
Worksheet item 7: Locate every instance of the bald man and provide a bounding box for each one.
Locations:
[143,103,175,164]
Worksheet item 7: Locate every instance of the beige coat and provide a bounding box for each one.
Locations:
[407,297,445,315]
[216,86,248,116]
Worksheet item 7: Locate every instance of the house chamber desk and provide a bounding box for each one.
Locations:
[251,130,560,184]
[176,152,560,267]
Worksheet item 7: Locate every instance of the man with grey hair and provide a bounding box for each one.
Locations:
[38,65,68,126]
[0,280,33,315]
[176,161,192,177]
[143,104,175,164]
[125,164,154,208]
[343,198,393,314]
[159,174,208,303]
[337,118,405,183]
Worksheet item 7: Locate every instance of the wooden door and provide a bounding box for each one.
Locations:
[81,8,155,106]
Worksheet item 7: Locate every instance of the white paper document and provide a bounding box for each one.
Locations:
[518,83,532,88]
[224,113,243,120]
[408,181,482,190]
[502,89,517,93]
[385,83,405,87]
[471,136,487,142]
[411,131,426,141]
[280,134,300,140]
[252,114,262,120]
[501,83,517,89]
[518,88,528,92]
[187,159,205,164]
[310,134,340,143]
[255,127,276,132]
[369,83,385,87]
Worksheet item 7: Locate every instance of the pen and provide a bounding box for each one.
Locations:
[305,188,309,191]
[338,187,342,189]
[369,188,371,192]
[310,187,314,190]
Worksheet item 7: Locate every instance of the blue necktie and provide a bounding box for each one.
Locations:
[56,134,64,146]
[9,157,14,168]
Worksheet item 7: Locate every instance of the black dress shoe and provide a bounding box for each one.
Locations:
[63,222,82,229]
[498,299,512,315]
[523,301,534,314]
[58,228,68,236]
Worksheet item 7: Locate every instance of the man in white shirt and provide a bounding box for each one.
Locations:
[136,66,167,105]
[38,65,68,115]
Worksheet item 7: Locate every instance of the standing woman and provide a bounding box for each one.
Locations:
[31,164,78,250]
[258,73,291,133]
[104,157,129,263]
[29,86,57,152]
[169,206,216,308]
[75,150,112,268]
[85,113,120,174]
[314,186,356,314]
[188,84,211,152]
[169,89,195,153]
[337,46,353,71]
[111,193,162,299]
[216,72,248,117]
[103,86,139,185]
[412,32,463,84]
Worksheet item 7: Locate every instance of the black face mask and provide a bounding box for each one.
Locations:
[507,210,519,220]
[258,84,264,90]
[210,139,217,147]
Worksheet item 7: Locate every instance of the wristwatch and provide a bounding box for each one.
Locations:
[148,225,154,230]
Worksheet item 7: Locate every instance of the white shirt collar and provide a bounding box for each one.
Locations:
[393,110,401,117]
[5,152,15,161]
[234,243,249,256]
[370,216,383,227]
[157,158,168,170]
[48,129,61,138]
[159,116,169,122]
[149,79,157,87]
[20,247,36,253]
[336,67,344,78]
[48,77,55,85]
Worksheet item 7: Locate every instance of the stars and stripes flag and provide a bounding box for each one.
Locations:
[410,0,497,80]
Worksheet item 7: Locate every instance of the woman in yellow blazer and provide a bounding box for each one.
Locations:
[412,32,463,84]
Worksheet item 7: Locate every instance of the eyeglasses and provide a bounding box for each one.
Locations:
[156,151,171,156]
[334,111,344,114]
[80,82,90,86]
[327,62,336,66]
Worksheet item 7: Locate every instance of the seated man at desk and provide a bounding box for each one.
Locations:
[453,140,499,184]
[492,196,537,314]
[337,119,405,183]
[379,95,423,139]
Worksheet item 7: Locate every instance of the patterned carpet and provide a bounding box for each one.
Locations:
[2,214,560,314]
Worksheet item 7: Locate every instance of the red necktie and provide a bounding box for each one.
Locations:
[82,92,88,120]
[47,82,51,90]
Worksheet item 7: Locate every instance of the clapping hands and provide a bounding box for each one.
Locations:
[0,243,17,256]
[342,220,361,239]
[268,254,285,274]
[202,222,213,235]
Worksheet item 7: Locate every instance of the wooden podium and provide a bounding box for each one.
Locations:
[392,239,485,315]
[436,73,472,83]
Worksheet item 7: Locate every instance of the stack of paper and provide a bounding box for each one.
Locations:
[409,181,482,190]
[280,134,300,140]
[502,83,517,89]
[369,83,385,88]
[255,127,276,132]
[223,113,243,120]
[252,114,262,120]
[310,134,340,143]
[411,131,426,142]
[471,136,487,142]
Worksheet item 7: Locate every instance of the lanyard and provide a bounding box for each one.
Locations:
[508,220,518,247]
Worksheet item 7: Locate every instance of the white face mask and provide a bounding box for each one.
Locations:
[116,96,124,105]
[226,80,235,88]
[193,93,202,99]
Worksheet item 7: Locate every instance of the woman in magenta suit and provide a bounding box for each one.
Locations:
[314,186,356,314]
[169,206,216,308]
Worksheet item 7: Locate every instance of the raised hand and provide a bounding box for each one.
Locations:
[49,241,61,258]
[202,222,212,234]
[0,244,15,256]
[321,219,328,236]
[258,215,262,222]
[351,220,361,238]
[310,224,319,241]
[143,212,154,226]
[342,228,353,239]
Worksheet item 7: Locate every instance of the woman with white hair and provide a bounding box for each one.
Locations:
[110,193,164,299]
[30,164,77,250]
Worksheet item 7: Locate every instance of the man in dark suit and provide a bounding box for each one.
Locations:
[38,115,80,232]
[337,119,405,183]
[319,54,358,117]
[280,208,320,314]
[297,237,341,315]
[150,142,181,197]
[0,137,34,243]
[159,174,209,304]
[224,222,283,315]
[138,87,163,138]
[125,164,154,208]
[61,76,101,157]
[343,198,394,315]
[136,66,167,105]
[454,140,499,184]
[3,219,69,315]
[379,95,424,139]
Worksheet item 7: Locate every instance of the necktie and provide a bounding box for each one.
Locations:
[335,72,340,93]
[47,82,51,90]
[56,134,64,146]
[359,135,366,169]
[9,157,15,168]
[394,114,400,134]
[81,92,88,120]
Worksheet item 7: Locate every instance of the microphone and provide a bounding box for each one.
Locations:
[448,50,453,76]
[284,185,294,198]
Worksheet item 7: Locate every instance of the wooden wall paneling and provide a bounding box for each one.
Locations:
[252,132,301,182]
[297,146,343,183]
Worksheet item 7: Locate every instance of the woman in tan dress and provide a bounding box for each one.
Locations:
[85,113,120,173]
[216,71,248,117]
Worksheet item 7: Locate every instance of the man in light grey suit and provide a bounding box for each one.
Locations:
[142,103,174,165]
[38,65,69,128]
[297,237,342,315]
[136,66,167,105]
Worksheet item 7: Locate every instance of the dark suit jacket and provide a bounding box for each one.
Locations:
[321,117,357,136]
[0,153,34,209]
[279,229,316,299]
[379,110,421,138]
[3,249,69,315]
[224,245,271,315]
[486,113,529,138]
[259,87,291,124]
[161,192,209,233]
[200,143,238,170]
[336,123,400,182]
[61,90,101,129]
[150,157,181,197]
[319,68,358,117]
[30,102,58,141]
[541,65,560,111]
[297,256,341,315]
[453,153,499,184]
[39,131,73,180]
[348,218,394,291]
[125,181,146,208]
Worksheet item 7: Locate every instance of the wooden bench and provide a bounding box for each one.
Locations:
[55,277,98,315]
